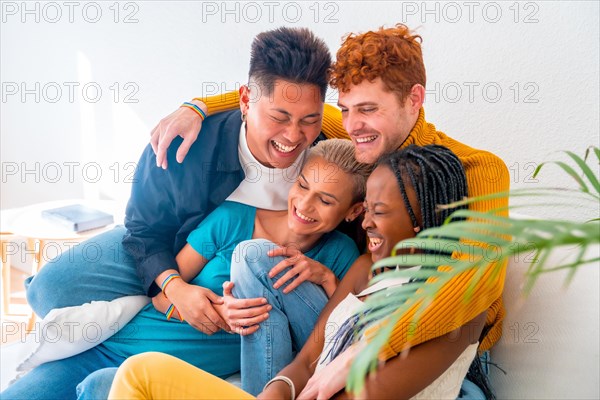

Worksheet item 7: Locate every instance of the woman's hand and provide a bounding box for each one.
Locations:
[297,344,362,400]
[215,281,272,336]
[162,279,229,335]
[149,100,207,169]
[268,247,338,297]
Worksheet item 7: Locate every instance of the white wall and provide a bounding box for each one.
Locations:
[1,1,599,222]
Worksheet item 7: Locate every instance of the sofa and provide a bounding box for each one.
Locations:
[2,241,599,398]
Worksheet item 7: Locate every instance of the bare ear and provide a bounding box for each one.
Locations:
[239,85,250,115]
[407,84,425,114]
[345,202,365,222]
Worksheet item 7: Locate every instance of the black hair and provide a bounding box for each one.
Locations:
[324,145,495,398]
[376,145,496,399]
[376,144,468,232]
[249,27,332,101]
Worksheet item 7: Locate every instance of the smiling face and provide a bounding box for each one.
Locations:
[362,165,421,262]
[338,79,422,164]
[287,155,363,237]
[242,79,324,169]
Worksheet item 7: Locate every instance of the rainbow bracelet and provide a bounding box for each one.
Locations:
[165,303,185,322]
[181,102,207,121]
[160,273,181,299]
[165,304,176,320]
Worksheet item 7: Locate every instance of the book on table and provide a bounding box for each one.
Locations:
[41,204,114,232]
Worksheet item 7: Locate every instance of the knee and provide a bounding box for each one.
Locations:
[111,352,178,391]
[25,258,67,317]
[76,367,118,400]
[231,239,278,281]
[25,276,44,317]
[119,352,166,373]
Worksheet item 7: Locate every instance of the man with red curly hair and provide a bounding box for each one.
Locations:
[68,24,509,398]
[326,23,510,397]
[331,24,428,165]
[179,21,510,351]
[144,24,509,398]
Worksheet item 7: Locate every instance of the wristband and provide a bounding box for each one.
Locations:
[263,376,295,400]
[165,304,176,320]
[160,273,181,299]
[165,303,185,322]
[181,102,207,121]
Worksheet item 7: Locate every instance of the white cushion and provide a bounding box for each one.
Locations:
[7,295,149,385]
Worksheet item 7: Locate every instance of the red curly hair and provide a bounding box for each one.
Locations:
[330,24,426,102]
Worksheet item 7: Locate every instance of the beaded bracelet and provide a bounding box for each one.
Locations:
[181,101,207,121]
[160,273,181,299]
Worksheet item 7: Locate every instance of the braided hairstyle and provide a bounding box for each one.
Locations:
[335,146,496,398]
[376,144,468,232]
[326,144,470,363]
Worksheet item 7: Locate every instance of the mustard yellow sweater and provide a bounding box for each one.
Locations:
[196,94,510,353]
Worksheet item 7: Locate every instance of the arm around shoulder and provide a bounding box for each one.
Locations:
[194,91,240,115]
[464,150,510,215]
[322,103,348,140]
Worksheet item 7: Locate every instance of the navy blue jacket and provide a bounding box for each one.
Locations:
[123,110,245,296]
[123,109,327,296]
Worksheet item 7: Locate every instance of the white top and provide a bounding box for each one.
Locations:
[316,268,418,371]
[412,342,478,400]
[314,267,478,400]
[226,124,307,210]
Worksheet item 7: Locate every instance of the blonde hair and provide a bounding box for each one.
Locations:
[307,139,373,203]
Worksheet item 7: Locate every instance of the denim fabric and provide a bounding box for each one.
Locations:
[20,225,242,399]
[230,239,329,396]
[0,347,124,400]
[458,379,486,400]
[76,367,119,400]
[25,226,144,318]
[457,351,490,399]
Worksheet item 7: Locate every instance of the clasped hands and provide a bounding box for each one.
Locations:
[153,246,334,335]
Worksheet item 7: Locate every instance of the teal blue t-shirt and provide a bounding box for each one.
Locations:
[101,201,358,377]
[185,201,358,294]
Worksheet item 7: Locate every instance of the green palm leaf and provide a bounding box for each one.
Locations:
[346,147,600,395]
[564,151,600,194]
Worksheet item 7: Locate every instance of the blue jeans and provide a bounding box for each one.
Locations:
[25,226,144,318]
[41,238,329,398]
[230,239,329,396]
[457,351,490,399]
[0,346,122,400]
[2,226,143,399]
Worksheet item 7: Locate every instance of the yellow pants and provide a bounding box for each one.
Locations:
[108,352,255,400]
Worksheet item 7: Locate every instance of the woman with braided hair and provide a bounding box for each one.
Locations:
[108,144,490,400]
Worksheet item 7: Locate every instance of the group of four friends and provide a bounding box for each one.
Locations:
[2,23,509,399]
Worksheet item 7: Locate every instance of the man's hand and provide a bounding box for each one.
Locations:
[163,279,228,335]
[219,281,271,336]
[268,247,338,297]
[149,100,207,169]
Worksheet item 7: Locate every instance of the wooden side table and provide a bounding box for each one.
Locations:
[1,232,15,316]
[1,199,125,330]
